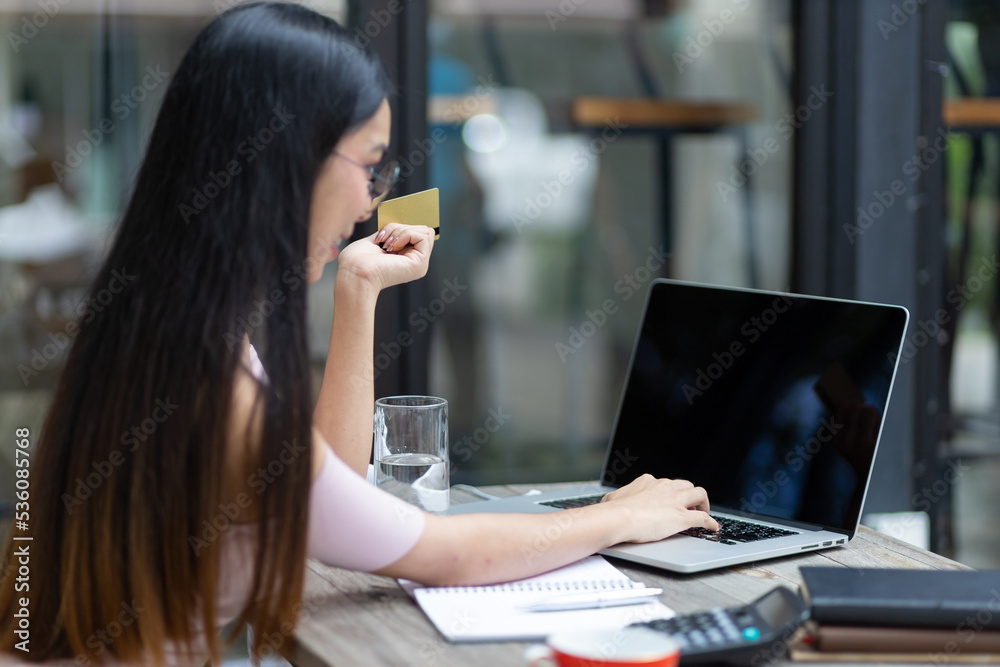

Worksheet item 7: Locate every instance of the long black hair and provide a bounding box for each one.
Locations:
[0,3,391,664]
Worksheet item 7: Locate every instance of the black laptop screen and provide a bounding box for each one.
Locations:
[603,280,909,534]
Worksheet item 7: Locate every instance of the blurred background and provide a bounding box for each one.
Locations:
[0,0,997,606]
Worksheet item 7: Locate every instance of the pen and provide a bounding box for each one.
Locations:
[520,588,664,613]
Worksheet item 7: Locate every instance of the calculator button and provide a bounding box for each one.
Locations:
[706,628,724,644]
[742,626,761,641]
[715,614,737,629]
[689,630,707,645]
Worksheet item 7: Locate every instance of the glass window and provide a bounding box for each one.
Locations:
[426,0,794,484]
[942,0,1000,568]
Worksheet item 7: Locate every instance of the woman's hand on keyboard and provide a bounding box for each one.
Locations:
[600,474,721,543]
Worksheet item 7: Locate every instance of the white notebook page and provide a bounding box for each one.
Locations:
[398,555,675,642]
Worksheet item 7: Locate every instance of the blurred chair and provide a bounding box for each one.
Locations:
[0,164,99,391]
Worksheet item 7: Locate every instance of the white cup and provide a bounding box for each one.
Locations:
[524,628,681,667]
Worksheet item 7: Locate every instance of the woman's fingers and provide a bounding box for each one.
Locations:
[601,475,720,539]
[374,223,435,254]
[681,484,711,514]
[604,475,695,501]
[690,508,721,532]
[666,483,716,528]
[338,223,436,291]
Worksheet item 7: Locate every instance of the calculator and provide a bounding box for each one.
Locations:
[628,585,808,665]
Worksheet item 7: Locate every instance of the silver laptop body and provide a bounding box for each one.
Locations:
[449,280,910,574]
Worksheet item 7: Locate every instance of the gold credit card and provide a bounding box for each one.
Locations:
[376,187,440,239]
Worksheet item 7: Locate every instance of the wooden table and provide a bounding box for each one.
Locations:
[943,98,1000,128]
[286,482,969,666]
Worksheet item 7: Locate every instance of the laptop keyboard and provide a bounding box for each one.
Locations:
[538,494,605,509]
[682,515,797,545]
[539,498,798,545]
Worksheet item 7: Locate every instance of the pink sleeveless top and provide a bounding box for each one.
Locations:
[0,345,425,666]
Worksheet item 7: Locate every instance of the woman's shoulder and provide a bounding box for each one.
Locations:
[245,342,270,385]
[223,340,326,512]
[221,339,269,519]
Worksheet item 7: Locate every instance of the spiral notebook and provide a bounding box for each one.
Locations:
[398,556,674,642]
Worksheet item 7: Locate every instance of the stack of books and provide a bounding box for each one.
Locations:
[792,567,1000,663]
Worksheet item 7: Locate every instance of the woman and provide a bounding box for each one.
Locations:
[0,3,719,665]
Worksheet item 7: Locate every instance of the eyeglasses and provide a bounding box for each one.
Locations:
[333,151,400,210]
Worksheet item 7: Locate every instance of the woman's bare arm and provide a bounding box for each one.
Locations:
[313,224,434,477]
[309,223,719,585]
[373,476,720,586]
[313,276,380,477]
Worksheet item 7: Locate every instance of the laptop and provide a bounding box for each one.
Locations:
[449,279,910,573]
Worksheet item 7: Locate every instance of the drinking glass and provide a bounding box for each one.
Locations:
[373,396,449,513]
